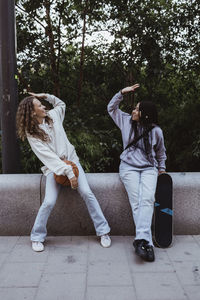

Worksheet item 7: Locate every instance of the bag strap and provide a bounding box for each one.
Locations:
[124,125,154,151]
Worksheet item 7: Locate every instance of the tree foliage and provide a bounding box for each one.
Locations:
[1,0,199,173]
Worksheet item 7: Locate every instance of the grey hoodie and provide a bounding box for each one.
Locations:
[107,92,166,171]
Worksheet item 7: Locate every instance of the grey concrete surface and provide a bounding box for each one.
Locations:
[0,174,41,235]
[0,172,200,235]
[0,235,199,300]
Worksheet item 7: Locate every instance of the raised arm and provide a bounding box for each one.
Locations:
[121,84,140,95]
[107,91,124,129]
[107,84,139,130]
[29,92,66,122]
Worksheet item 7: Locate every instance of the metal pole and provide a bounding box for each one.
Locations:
[0,0,20,173]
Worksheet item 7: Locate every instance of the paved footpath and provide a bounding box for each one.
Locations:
[0,235,200,300]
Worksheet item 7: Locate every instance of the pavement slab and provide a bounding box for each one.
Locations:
[166,235,200,262]
[0,262,44,288]
[0,253,8,268]
[0,236,19,253]
[183,285,200,300]
[7,243,49,263]
[0,287,37,300]
[44,247,88,274]
[0,235,199,300]
[172,260,200,285]
[87,259,133,286]
[86,286,137,300]
[35,273,86,300]
[193,235,200,246]
[132,272,188,300]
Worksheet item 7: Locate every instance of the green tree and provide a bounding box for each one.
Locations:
[1,0,198,174]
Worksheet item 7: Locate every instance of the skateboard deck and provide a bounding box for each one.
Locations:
[154,173,173,248]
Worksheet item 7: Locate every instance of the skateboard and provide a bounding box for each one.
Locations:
[154,173,173,248]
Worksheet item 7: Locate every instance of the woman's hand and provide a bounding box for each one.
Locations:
[28,92,47,99]
[158,170,166,175]
[69,176,78,189]
[121,83,140,94]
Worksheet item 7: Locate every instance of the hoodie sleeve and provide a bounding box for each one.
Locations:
[27,136,75,179]
[45,94,66,123]
[107,91,128,130]
[154,128,167,171]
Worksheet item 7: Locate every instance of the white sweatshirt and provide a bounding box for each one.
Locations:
[27,94,79,179]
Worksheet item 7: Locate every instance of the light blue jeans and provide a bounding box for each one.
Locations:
[119,161,158,246]
[31,163,110,242]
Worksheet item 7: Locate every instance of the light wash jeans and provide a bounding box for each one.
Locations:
[31,163,110,242]
[119,161,158,246]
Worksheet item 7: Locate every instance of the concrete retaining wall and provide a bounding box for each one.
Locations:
[0,172,200,235]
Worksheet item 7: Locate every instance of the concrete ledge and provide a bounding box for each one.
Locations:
[0,173,200,235]
[0,174,41,235]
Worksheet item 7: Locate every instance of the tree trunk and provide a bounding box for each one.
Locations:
[0,0,20,173]
[77,0,88,106]
[44,1,60,97]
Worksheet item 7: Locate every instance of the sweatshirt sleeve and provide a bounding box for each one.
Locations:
[45,94,66,123]
[107,91,126,130]
[154,128,167,171]
[27,136,75,179]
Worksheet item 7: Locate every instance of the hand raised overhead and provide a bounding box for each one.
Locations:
[121,83,140,94]
[28,92,47,99]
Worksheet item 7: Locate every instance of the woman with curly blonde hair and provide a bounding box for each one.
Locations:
[16,92,111,252]
[16,95,53,141]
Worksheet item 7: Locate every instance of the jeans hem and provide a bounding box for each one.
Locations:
[30,237,45,243]
[96,227,111,237]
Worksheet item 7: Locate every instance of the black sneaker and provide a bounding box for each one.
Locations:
[133,239,148,260]
[146,245,155,262]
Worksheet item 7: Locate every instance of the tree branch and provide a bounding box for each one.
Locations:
[56,0,65,76]
[15,4,46,30]
[77,0,89,106]
[44,0,60,96]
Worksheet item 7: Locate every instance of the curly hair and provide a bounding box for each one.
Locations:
[16,96,52,142]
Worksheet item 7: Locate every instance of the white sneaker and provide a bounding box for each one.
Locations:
[32,241,44,252]
[100,234,111,248]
